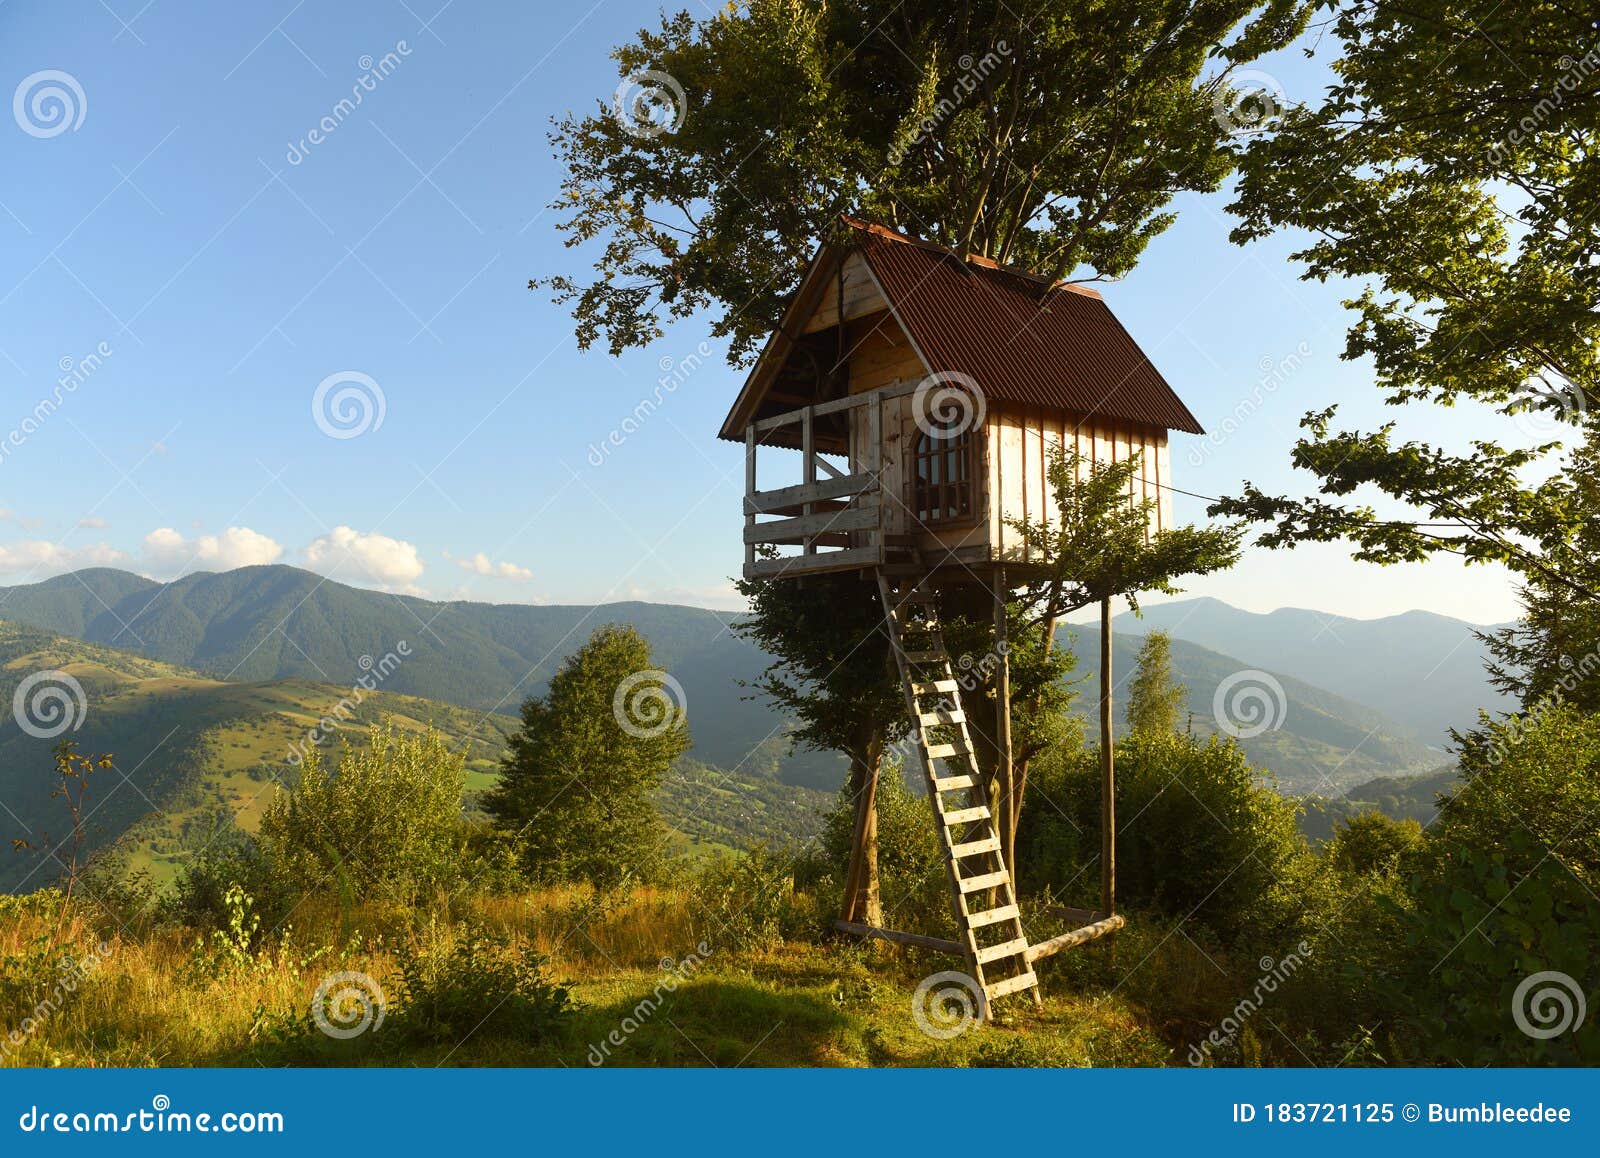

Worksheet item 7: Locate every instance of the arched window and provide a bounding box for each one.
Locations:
[912,424,976,524]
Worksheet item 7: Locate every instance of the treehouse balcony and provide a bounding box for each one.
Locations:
[742,383,904,581]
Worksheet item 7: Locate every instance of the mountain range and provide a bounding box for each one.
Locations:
[0,565,1511,886]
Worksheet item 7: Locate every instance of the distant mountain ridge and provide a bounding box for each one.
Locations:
[1107,597,1509,745]
[0,566,1486,799]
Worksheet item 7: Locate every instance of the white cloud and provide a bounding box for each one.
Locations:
[143,525,284,573]
[77,516,108,529]
[0,540,127,576]
[304,526,424,588]
[451,551,534,582]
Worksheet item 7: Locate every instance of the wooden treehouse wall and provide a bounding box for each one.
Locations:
[986,405,1172,565]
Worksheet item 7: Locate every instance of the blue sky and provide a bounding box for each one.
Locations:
[0,1,1521,623]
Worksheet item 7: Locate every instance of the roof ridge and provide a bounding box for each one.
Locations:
[837,213,1103,300]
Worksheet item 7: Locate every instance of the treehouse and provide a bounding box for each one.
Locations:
[717,218,1205,1016]
[719,216,1203,584]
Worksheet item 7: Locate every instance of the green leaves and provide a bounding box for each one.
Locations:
[1008,446,1243,620]
[1219,0,1599,603]
[537,0,1309,362]
[486,625,689,889]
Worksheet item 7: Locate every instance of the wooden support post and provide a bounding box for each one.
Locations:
[1100,596,1116,917]
[840,731,882,927]
[1024,913,1126,963]
[992,567,1014,884]
[744,426,757,570]
[801,407,816,556]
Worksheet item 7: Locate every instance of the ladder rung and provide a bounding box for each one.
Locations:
[967,904,1019,928]
[958,870,1009,893]
[985,971,1039,999]
[950,836,1000,858]
[918,708,964,726]
[901,649,947,663]
[911,679,959,694]
[932,774,975,792]
[942,806,990,826]
[925,742,969,760]
[975,937,1030,965]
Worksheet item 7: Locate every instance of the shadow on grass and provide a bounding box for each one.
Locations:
[576,977,853,1068]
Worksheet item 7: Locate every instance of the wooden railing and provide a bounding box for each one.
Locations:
[743,382,910,580]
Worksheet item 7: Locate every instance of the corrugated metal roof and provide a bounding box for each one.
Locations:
[848,219,1204,435]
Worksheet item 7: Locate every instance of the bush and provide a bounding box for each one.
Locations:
[691,845,814,951]
[258,722,468,903]
[1393,705,1600,1064]
[1018,731,1305,940]
[1327,810,1424,877]
[390,922,572,1044]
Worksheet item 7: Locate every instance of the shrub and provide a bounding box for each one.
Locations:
[690,845,815,950]
[258,722,468,903]
[1327,810,1424,877]
[390,922,572,1044]
[1018,731,1305,940]
[1394,705,1600,1064]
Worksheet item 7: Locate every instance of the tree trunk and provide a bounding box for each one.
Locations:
[1100,596,1116,917]
[841,726,883,926]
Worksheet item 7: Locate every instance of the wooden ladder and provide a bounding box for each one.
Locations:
[876,570,1041,1013]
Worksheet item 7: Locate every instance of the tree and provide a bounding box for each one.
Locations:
[1215,0,1600,604]
[1480,443,1600,714]
[259,722,467,902]
[732,571,902,924]
[535,0,1311,361]
[486,625,688,890]
[1127,630,1186,735]
[1008,446,1242,911]
[9,742,114,910]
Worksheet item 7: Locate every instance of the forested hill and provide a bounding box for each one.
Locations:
[1,566,1475,796]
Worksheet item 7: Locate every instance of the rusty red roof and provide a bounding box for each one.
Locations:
[846,218,1203,434]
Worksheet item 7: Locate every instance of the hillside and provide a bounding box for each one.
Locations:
[0,566,843,790]
[0,568,1485,799]
[1109,598,1508,745]
[1062,625,1443,795]
[1300,765,1460,843]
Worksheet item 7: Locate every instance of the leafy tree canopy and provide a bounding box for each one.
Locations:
[486,624,689,889]
[536,0,1310,361]
[1215,0,1599,599]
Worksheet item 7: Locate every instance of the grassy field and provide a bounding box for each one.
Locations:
[0,886,1197,1068]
